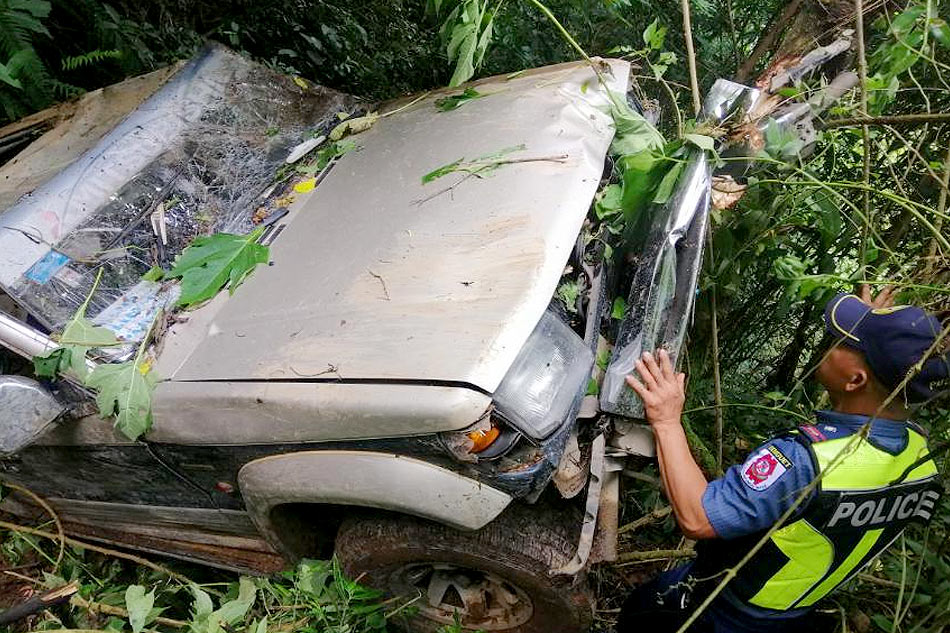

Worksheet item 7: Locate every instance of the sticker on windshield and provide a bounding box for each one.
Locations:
[24,250,70,284]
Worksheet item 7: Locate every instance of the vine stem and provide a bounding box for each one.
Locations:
[924,142,950,274]
[680,0,702,115]
[682,402,812,423]
[522,0,625,111]
[705,227,724,474]
[4,483,65,572]
[855,0,872,269]
[824,112,950,128]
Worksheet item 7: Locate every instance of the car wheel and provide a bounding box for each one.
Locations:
[334,503,593,633]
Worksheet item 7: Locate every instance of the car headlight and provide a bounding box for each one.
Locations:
[493,310,593,440]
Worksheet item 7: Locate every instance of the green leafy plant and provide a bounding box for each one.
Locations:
[124,585,155,633]
[421,143,527,184]
[429,0,496,86]
[85,341,159,441]
[168,227,270,308]
[435,86,484,111]
[61,47,120,70]
[32,270,119,380]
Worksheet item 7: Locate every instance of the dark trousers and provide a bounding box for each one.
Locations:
[617,565,807,633]
[617,566,715,633]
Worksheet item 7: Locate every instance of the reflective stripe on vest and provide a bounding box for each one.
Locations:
[747,429,939,611]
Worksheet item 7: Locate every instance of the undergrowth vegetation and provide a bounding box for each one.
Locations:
[1,0,949,632]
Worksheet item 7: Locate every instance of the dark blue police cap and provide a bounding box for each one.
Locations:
[824,292,950,404]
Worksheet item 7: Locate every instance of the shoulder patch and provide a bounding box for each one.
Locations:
[741,445,793,491]
[799,424,827,443]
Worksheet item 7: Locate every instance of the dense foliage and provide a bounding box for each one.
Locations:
[1,1,949,632]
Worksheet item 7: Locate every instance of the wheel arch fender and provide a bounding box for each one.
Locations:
[238,450,512,558]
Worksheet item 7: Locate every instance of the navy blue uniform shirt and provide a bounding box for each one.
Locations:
[701,410,916,540]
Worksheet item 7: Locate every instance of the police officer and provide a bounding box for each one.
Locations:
[618,286,947,632]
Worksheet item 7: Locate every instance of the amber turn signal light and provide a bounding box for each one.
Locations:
[467,426,501,453]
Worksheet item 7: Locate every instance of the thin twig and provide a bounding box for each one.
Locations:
[679,0,702,116]
[6,484,65,572]
[616,548,696,564]
[924,141,950,273]
[0,519,222,596]
[618,506,672,535]
[858,573,903,589]
[705,228,725,475]
[855,0,872,268]
[823,112,950,128]
[414,154,569,205]
[70,594,188,629]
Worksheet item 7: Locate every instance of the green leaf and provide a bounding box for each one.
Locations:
[215,578,256,625]
[33,347,70,379]
[86,360,159,441]
[252,617,268,633]
[296,559,331,597]
[190,584,214,621]
[596,348,610,371]
[642,19,666,50]
[594,184,623,220]
[930,18,950,49]
[652,162,684,204]
[608,98,665,156]
[32,271,120,380]
[434,87,484,111]
[328,112,379,141]
[169,228,269,308]
[684,133,715,152]
[142,266,165,282]
[870,614,893,632]
[422,158,463,184]
[557,280,580,313]
[125,585,154,633]
[586,377,599,395]
[611,296,627,320]
[443,0,493,86]
[618,150,663,223]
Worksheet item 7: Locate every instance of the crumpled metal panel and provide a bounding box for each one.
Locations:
[166,60,628,391]
[601,80,758,417]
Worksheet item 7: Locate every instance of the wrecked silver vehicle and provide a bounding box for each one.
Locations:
[0,43,783,632]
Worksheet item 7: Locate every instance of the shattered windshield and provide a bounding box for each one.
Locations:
[0,45,354,359]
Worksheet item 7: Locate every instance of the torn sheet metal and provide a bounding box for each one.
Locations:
[601,80,759,418]
[0,44,354,338]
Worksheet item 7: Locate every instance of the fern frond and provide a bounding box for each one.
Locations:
[61,48,121,71]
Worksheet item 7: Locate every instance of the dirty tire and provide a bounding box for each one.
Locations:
[335,503,593,633]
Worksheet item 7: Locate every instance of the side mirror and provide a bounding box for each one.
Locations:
[0,376,64,456]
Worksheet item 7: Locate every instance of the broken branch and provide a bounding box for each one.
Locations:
[823,112,950,128]
[0,519,221,596]
[616,548,696,564]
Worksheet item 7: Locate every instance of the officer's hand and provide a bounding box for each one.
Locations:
[859,283,897,309]
[625,349,686,428]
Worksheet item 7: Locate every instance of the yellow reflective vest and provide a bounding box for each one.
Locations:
[694,424,941,612]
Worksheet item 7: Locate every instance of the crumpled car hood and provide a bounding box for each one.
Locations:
[160,60,627,392]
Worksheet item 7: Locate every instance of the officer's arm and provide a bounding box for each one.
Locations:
[627,350,717,539]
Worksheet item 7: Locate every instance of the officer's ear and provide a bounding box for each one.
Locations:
[844,366,870,393]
